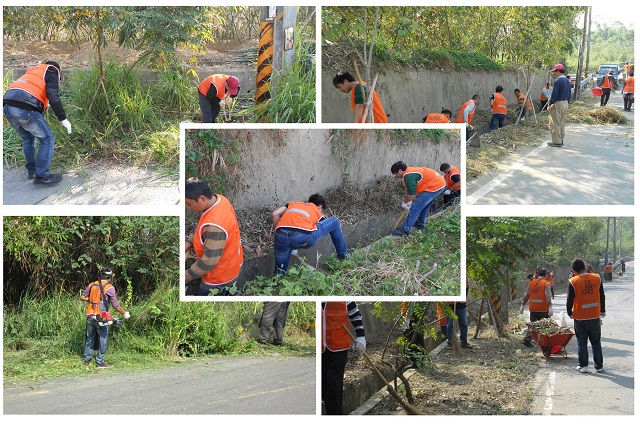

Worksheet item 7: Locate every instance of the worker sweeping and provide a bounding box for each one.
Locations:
[390,161,446,237]
[198,74,240,123]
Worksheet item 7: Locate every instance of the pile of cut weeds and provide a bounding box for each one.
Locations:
[362,313,543,415]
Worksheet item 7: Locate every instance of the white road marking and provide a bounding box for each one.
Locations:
[543,370,556,415]
[467,142,548,204]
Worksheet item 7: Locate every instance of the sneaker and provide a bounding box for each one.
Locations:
[337,250,352,261]
[83,359,91,365]
[390,227,409,237]
[28,170,36,179]
[461,342,473,349]
[413,225,424,231]
[576,366,588,373]
[547,142,563,147]
[595,367,604,373]
[33,174,63,185]
[96,363,110,369]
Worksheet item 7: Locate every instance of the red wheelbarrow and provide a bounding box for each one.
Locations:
[530,330,575,361]
[591,87,603,97]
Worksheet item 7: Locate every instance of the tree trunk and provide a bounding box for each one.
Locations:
[604,217,610,265]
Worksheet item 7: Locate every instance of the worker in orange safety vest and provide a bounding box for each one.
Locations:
[622,72,634,111]
[198,74,240,123]
[333,71,388,123]
[520,267,552,347]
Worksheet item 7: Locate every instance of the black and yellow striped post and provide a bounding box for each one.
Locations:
[256,7,274,106]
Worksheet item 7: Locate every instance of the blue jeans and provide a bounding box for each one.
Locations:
[574,318,603,369]
[84,317,109,364]
[402,187,446,234]
[274,218,347,275]
[3,105,55,177]
[446,304,468,344]
[489,113,506,130]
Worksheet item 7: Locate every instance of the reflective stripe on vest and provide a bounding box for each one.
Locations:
[492,92,507,114]
[404,167,446,194]
[350,81,388,123]
[193,194,243,285]
[570,273,602,320]
[624,77,634,93]
[7,64,59,111]
[322,302,351,352]
[275,202,324,232]
[528,278,549,312]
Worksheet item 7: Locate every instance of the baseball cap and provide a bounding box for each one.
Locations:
[551,64,565,72]
[227,76,240,96]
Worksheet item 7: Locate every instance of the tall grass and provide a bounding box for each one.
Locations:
[3,283,315,381]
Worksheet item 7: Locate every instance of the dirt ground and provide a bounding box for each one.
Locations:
[346,304,544,415]
[3,38,257,70]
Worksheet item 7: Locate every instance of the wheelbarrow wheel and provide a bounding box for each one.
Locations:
[543,345,552,361]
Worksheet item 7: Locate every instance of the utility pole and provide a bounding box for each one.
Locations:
[585,7,593,79]
[605,217,610,265]
[613,218,617,262]
[574,8,588,100]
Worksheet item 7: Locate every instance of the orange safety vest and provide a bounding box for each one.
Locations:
[85,280,114,316]
[322,302,351,352]
[491,92,507,114]
[569,273,602,320]
[444,165,461,190]
[601,74,614,89]
[403,167,446,194]
[516,93,532,110]
[545,272,554,287]
[436,303,447,327]
[7,63,59,111]
[193,194,243,285]
[424,113,450,123]
[604,265,612,273]
[199,74,229,99]
[623,77,634,94]
[275,201,324,232]
[350,81,388,123]
[541,88,549,101]
[455,100,476,124]
[527,278,550,312]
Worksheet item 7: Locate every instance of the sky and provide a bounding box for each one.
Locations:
[590,6,634,28]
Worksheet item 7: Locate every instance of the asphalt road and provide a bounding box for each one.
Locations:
[467,93,634,205]
[3,355,316,415]
[528,262,634,415]
[3,162,179,205]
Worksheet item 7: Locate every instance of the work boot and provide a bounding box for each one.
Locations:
[547,142,562,147]
[96,362,110,369]
[391,227,409,237]
[33,174,63,185]
[461,342,473,349]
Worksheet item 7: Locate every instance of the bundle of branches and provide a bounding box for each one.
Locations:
[527,318,572,335]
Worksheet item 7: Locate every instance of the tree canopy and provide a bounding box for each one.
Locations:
[324,6,585,69]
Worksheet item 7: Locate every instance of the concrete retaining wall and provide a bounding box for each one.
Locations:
[323,67,547,123]
[220,128,461,210]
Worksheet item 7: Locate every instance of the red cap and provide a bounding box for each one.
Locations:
[227,76,240,96]
[551,64,565,72]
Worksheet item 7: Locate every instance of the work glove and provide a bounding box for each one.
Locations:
[401,201,412,210]
[60,119,72,134]
[354,336,366,356]
[548,307,554,316]
[600,312,606,318]
[444,189,452,195]
[519,305,524,315]
[124,312,131,319]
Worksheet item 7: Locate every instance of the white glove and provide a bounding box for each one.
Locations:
[60,119,72,134]
[444,189,452,195]
[401,201,412,210]
[124,312,131,319]
[548,307,554,316]
[600,312,606,318]
[519,305,524,314]
[354,336,366,355]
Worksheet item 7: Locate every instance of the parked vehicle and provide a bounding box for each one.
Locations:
[596,64,620,90]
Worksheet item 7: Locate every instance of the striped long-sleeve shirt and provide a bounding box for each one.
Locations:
[185,225,227,283]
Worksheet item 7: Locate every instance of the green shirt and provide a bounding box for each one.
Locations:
[353,83,370,105]
[403,173,421,196]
